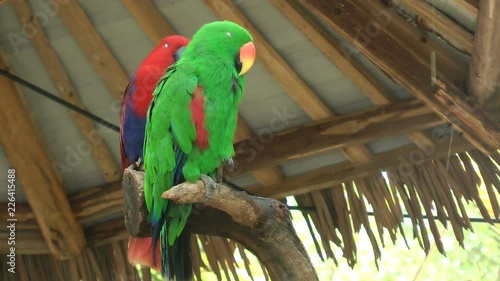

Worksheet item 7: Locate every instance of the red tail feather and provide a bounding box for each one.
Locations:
[127,236,161,271]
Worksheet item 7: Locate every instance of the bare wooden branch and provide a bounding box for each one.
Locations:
[124,168,318,281]
[122,165,151,237]
[468,0,500,113]
[7,167,318,279]
[0,54,85,259]
[162,181,265,227]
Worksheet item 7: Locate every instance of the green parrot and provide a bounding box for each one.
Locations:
[143,20,256,280]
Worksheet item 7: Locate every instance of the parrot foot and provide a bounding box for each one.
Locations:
[132,157,144,171]
[215,166,224,184]
[224,157,234,172]
[215,157,234,183]
[200,174,221,203]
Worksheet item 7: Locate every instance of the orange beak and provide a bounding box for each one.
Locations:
[238,42,256,76]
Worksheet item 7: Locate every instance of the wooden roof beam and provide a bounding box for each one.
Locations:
[204,0,381,168]
[270,0,434,151]
[246,135,474,198]
[121,0,284,186]
[463,0,479,10]
[468,0,500,115]
[52,0,129,100]
[229,100,444,177]
[0,54,86,259]
[301,0,500,154]
[10,0,121,182]
[392,0,475,55]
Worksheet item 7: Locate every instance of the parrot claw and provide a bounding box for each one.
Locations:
[200,174,220,203]
[132,157,144,171]
[215,166,224,184]
[224,157,234,172]
[215,157,234,183]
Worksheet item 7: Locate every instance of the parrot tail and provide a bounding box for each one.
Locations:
[159,224,193,280]
[157,213,193,280]
[127,236,161,271]
[171,226,193,281]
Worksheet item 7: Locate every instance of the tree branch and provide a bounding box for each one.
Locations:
[123,167,318,281]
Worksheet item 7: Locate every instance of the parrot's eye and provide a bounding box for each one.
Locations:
[226,31,233,37]
[164,43,169,48]
[235,54,242,73]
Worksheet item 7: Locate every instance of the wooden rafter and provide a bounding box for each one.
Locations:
[0,54,85,259]
[204,0,383,168]
[341,0,467,83]
[463,0,479,10]
[392,0,475,55]
[121,0,284,186]
[468,0,500,113]
[51,0,129,100]
[270,0,434,151]
[10,0,121,183]
[246,136,474,198]
[301,0,500,154]
[230,100,444,177]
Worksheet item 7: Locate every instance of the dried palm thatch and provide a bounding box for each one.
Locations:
[1,150,497,281]
[295,149,499,269]
[1,240,139,281]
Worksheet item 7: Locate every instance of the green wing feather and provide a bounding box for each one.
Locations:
[143,64,198,245]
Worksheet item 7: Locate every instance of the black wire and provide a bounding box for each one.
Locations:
[0,69,120,132]
[3,70,498,225]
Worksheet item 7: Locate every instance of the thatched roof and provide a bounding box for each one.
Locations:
[0,0,498,280]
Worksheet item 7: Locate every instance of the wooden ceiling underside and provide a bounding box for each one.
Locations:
[0,0,498,271]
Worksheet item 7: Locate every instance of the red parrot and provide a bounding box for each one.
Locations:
[119,35,190,270]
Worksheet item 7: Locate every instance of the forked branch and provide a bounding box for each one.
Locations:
[122,166,318,281]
